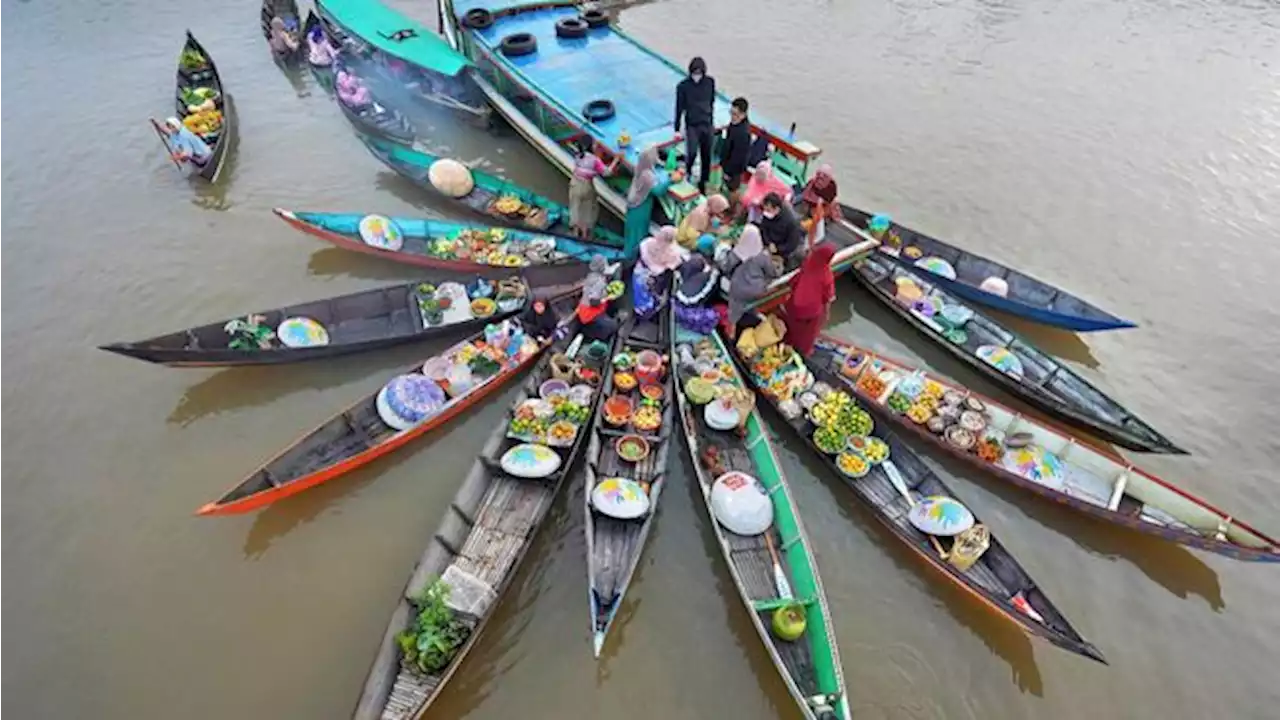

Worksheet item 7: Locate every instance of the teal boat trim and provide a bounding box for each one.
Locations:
[317,0,471,77]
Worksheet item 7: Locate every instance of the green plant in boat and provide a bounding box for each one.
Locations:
[396,578,471,675]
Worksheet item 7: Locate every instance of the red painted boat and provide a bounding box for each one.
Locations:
[196,287,581,516]
[813,335,1280,563]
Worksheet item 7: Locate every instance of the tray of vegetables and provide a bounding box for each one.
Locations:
[813,426,847,455]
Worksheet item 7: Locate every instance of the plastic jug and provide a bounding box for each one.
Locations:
[445,363,473,397]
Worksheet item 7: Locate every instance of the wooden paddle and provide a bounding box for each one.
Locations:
[149,118,184,172]
[764,532,794,601]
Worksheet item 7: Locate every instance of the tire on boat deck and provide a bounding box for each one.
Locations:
[500,32,537,57]
[555,17,588,38]
[581,9,609,28]
[462,8,493,30]
[582,99,615,123]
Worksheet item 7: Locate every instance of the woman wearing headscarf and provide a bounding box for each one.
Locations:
[336,68,371,109]
[267,16,300,57]
[739,160,793,222]
[307,22,336,67]
[801,165,842,220]
[673,255,720,334]
[634,226,681,319]
[520,293,561,343]
[674,194,729,254]
[570,137,620,240]
[624,146,661,253]
[724,225,777,338]
[783,242,838,357]
[577,255,619,340]
[161,117,212,169]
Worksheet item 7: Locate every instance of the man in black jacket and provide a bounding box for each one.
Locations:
[674,56,716,194]
[759,192,807,268]
[719,96,751,196]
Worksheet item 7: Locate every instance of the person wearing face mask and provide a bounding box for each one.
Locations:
[758,192,807,268]
[674,57,716,195]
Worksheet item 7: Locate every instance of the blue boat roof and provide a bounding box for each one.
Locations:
[456,3,808,165]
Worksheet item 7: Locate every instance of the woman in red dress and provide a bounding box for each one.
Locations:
[783,242,838,357]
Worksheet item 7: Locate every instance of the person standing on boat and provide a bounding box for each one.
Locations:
[161,117,212,169]
[783,242,837,357]
[674,57,716,194]
[759,192,807,268]
[624,146,661,255]
[569,137,620,241]
[719,97,752,199]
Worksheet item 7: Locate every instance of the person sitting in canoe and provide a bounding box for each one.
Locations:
[759,192,807,268]
[577,256,622,340]
[719,97,752,199]
[160,117,212,169]
[634,226,681,319]
[520,293,560,344]
[801,164,842,222]
[267,16,300,57]
[674,193,730,254]
[674,57,716,194]
[307,23,336,67]
[721,225,777,340]
[569,137,620,241]
[336,68,372,109]
[673,254,720,335]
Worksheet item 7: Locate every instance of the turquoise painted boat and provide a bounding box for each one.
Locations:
[315,0,489,117]
[274,208,625,274]
[671,320,851,719]
[436,0,827,225]
[359,135,628,252]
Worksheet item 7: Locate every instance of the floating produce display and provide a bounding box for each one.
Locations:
[851,254,1184,453]
[579,309,672,656]
[733,331,1105,662]
[671,314,850,720]
[100,276,532,367]
[352,325,605,720]
[160,32,235,182]
[813,336,1280,562]
[844,206,1137,332]
[195,289,581,517]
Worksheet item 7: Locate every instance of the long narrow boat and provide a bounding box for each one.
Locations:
[275,208,625,274]
[437,0,825,225]
[730,339,1105,662]
[359,135,627,251]
[813,336,1280,562]
[671,321,850,719]
[352,322,615,719]
[99,275,532,367]
[197,286,581,516]
[302,11,336,88]
[842,206,1136,332]
[261,0,303,61]
[315,0,489,118]
[585,286,675,656]
[850,254,1184,454]
[170,32,236,183]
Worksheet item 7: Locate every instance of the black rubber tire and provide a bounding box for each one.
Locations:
[582,99,615,123]
[462,9,493,30]
[581,9,609,28]
[499,32,537,57]
[555,17,588,39]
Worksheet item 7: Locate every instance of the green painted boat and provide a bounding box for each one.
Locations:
[315,0,488,117]
[359,134,629,253]
[671,319,850,720]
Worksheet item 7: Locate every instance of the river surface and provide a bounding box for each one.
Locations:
[4,0,1280,718]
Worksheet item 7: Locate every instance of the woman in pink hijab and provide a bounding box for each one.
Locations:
[335,68,371,109]
[633,226,681,318]
[739,160,793,222]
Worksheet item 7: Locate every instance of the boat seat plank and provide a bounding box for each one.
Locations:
[763,610,820,697]
[590,515,639,603]
[381,669,440,720]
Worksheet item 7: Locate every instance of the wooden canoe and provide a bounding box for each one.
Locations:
[196,286,581,516]
[261,0,303,61]
[358,134,629,253]
[351,321,616,719]
[274,208,626,274]
[813,336,1280,563]
[173,32,235,183]
[584,285,675,656]
[842,205,1136,332]
[850,254,1184,454]
[100,275,532,367]
[732,339,1106,663]
[672,322,851,719]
